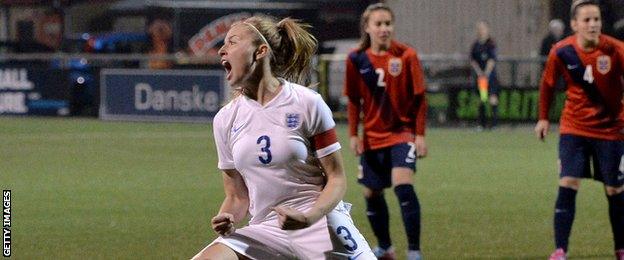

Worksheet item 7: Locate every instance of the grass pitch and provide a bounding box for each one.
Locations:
[0,117,615,259]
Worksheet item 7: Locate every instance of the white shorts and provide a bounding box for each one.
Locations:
[327,201,376,260]
[201,216,334,260]
[196,201,375,260]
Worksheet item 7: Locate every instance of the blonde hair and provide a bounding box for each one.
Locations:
[357,3,394,52]
[241,16,318,85]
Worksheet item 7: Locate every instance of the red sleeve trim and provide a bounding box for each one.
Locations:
[311,128,338,151]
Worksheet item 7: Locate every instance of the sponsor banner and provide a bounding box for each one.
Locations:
[444,85,565,123]
[0,67,70,116]
[100,69,224,123]
[176,7,318,56]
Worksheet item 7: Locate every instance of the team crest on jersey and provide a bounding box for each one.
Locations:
[286,113,300,128]
[597,55,611,75]
[388,58,402,77]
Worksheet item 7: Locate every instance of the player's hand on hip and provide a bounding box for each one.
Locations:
[415,135,427,158]
[534,119,550,141]
[273,206,310,230]
[349,136,363,156]
[211,213,235,236]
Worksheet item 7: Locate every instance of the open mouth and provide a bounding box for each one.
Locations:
[221,60,232,80]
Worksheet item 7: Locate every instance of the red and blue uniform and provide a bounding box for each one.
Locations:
[540,34,624,185]
[344,40,427,152]
[540,33,624,255]
[344,39,427,253]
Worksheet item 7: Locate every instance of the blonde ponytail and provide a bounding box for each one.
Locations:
[242,16,317,85]
[274,18,318,85]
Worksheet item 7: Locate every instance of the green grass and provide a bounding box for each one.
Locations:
[0,117,615,259]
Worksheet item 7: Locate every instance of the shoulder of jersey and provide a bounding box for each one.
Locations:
[391,40,417,58]
[288,81,322,101]
[347,48,363,60]
[486,38,497,47]
[214,97,240,121]
[552,35,576,50]
[599,34,624,52]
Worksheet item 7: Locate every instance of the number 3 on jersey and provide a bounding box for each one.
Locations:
[257,135,272,164]
[336,226,358,251]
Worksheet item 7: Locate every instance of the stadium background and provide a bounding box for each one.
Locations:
[1,0,624,259]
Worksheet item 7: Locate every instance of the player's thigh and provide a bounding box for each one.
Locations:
[362,186,384,199]
[593,139,624,191]
[359,148,392,189]
[206,223,292,260]
[191,242,240,260]
[290,216,336,260]
[559,134,591,181]
[389,143,416,186]
[326,201,375,259]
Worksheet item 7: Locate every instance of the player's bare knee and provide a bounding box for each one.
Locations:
[489,95,499,106]
[391,167,414,186]
[605,185,624,196]
[191,244,238,260]
[363,187,383,198]
[558,177,580,190]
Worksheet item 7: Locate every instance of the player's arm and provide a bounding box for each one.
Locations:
[484,59,495,77]
[535,48,562,141]
[311,151,347,221]
[275,92,345,230]
[212,169,249,236]
[483,42,497,77]
[410,51,428,158]
[273,150,346,230]
[617,43,624,77]
[470,60,484,76]
[415,95,428,158]
[469,45,484,76]
[211,112,248,236]
[344,55,363,155]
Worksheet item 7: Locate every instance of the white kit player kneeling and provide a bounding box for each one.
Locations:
[191,15,375,260]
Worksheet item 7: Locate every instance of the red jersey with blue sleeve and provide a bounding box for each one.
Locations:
[539,35,624,140]
[344,40,427,150]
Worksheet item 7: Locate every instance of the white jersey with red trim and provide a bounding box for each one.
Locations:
[213,80,341,224]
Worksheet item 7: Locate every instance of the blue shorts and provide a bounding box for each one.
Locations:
[559,134,624,187]
[358,143,416,189]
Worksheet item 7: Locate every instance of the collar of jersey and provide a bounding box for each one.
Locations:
[241,78,289,109]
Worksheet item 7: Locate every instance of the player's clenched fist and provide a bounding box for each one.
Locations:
[273,206,310,230]
[211,213,235,236]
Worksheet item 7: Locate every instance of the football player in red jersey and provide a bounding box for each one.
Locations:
[536,0,624,259]
[343,3,427,260]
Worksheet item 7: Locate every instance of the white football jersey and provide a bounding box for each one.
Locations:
[213,80,341,224]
